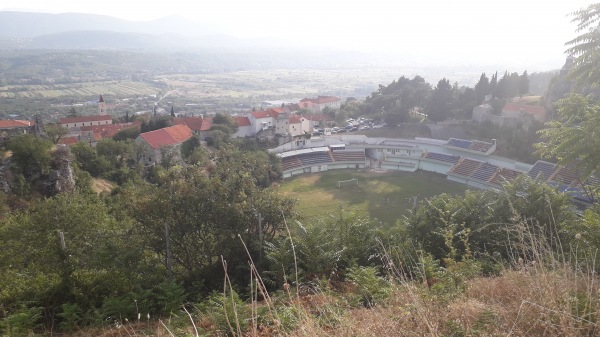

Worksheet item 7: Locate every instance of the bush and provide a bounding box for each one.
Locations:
[345,266,390,308]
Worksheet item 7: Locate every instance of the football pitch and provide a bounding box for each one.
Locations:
[279,169,468,225]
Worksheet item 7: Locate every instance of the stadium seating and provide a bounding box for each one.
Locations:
[447,138,493,153]
[282,157,303,171]
[422,152,461,164]
[447,138,472,149]
[470,163,498,182]
[331,151,366,162]
[551,166,579,185]
[298,152,332,166]
[469,141,493,153]
[528,160,557,180]
[450,158,482,177]
[490,168,523,185]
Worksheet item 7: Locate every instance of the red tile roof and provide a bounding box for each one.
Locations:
[58,136,79,145]
[200,117,213,131]
[60,115,112,124]
[297,101,315,108]
[173,117,213,132]
[502,103,546,115]
[173,117,202,132]
[234,116,251,127]
[251,108,286,119]
[0,120,31,128]
[139,124,193,149]
[289,115,303,124]
[80,122,140,140]
[251,110,272,119]
[314,96,341,104]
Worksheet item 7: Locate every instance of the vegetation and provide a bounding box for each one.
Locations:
[280,170,466,224]
[2,4,600,336]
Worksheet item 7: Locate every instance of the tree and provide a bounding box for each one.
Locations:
[67,107,78,118]
[536,93,600,181]
[170,106,175,117]
[7,134,53,178]
[45,124,69,144]
[112,126,141,141]
[427,78,453,122]
[565,3,600,87]
[519,71,529,97]
[474,73,490,104]
[180,136,201,160]
[212,113,239,135]
[362,75,431,122]
[0,193,161,330]
[489,72,498,98]
[322,106,336,119]
[71,142,108,177]
[402,176,577,261]
[95,139,134,168]
[125,154,294,292]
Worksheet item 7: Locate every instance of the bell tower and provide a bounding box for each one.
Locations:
[98,94,106,115]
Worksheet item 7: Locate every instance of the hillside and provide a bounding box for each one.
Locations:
[0,11,220,38]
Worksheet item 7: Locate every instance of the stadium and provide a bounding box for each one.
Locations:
[270,134,597,207]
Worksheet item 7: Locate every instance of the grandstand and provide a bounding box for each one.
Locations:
[297,152,332,166]
[274,136,595,208]
[421,152,461,164]
[551,166,579,185]
[450,158,483,177]
[447,138,472,149]
[331,150,366,162]
[446,138,494,154]
[490,168,523,185]
[470,140,494,153]
[528,160,557,180]
[470,163,499,182]
[282,157,303,171]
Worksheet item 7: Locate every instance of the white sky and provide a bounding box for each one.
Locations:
[1,0,597,69]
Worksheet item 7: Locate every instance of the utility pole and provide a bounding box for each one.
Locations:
[258,212,264,262]
[165,222,173,282]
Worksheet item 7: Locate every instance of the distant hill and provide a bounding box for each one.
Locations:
[0,11,221,38]
[0,11,301,51]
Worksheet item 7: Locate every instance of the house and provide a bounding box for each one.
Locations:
[136,124,193,166]
[275,111,290,135]
[501,103,547,123]
[302,114,328,133]
[247,110,277,135]
[0,120,33,136]
[300,96,341,113]
[232,116,253,138]
[60,115,113,130]
[173,117,213,140]
[472,102,546,130]
[80,122,141,142]
[288,115,305,136]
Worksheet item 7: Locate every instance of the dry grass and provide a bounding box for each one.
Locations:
[60,264,600,337]
[92,178,116,194]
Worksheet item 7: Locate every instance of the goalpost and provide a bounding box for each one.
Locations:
[337,178,358,189]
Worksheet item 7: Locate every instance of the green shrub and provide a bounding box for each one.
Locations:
[0,306,43,337]
[345,266,390,308]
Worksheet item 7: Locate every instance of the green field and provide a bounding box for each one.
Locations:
[0,81,160,99]
[279,169,467,225]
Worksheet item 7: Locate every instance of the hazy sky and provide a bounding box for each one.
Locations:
[1,0,596,69]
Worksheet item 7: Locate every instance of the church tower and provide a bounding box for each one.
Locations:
[98,95,106,115]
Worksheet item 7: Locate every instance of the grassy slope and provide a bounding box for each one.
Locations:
[278,169,467,225]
